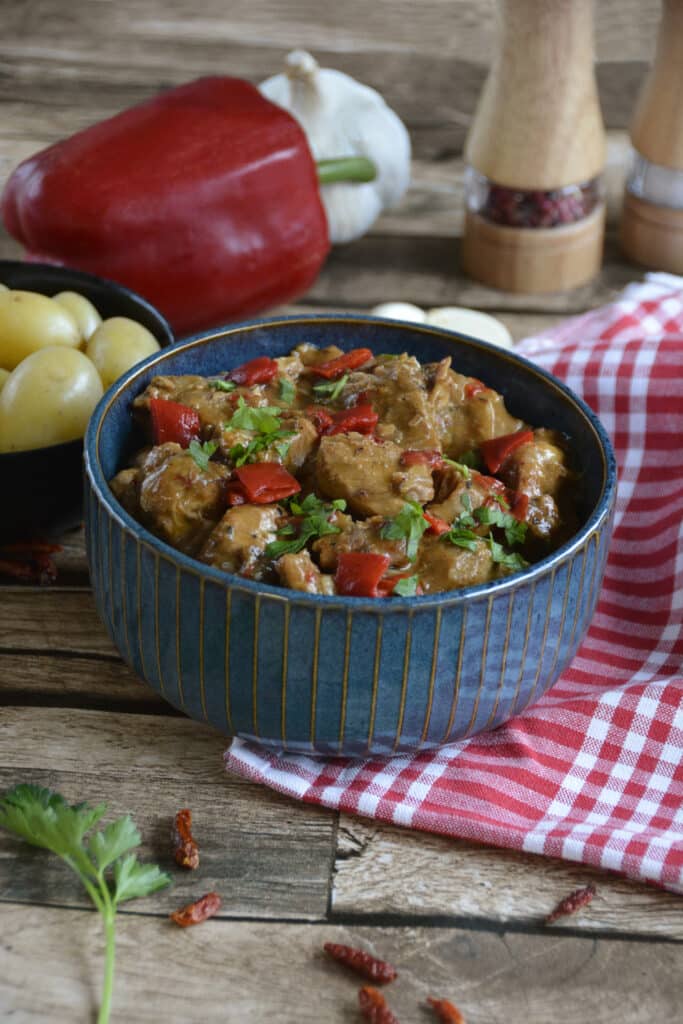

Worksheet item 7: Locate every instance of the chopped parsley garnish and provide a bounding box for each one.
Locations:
[228,430,294,468]
[313,373,348,403]
[392,574,420,597]
[226,397,283,434]
[486,536,529,571]
[442,457,471,480]
[188,439,218,471]
[265,494,347,558]
[457,448,482,469]
[443,525,480,551]
[208,378,237,392]
[473,503,528,547]
[225,398,294,467]
[278,377,296,404]
[380,501,429,561]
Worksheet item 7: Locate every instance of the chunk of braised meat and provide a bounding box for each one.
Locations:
[133,375,237,433]
[315,432,435,518]
[499,429,573,544]
[212,412,318,473]
[312,513,409,572]
[276,550,336,595]
[428,467,491,525]
[426,357,523,456]
[295,342,344,367]
[200,503,281,578]
[340,353,442,450]
[111,443,229,555]
[414,535,496,594]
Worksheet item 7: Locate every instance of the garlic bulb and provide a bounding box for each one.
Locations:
[370,302,426,323]
[260,50,411,244]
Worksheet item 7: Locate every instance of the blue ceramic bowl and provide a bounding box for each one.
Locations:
[84,316,616,757]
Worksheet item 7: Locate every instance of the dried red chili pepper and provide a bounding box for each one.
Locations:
[545,883,596,925]
[323,943,397,984]
[170,891,221,927]
[311,347,374,379]
[149,398,201,448]
[423,512,451,536]
[479,428,534,474]
[227,356,278,386]
[0,540,61,585]
[172,808,199,870]
[358,986,400,1023]
[427,996,466,1023]
[399,449,443,468]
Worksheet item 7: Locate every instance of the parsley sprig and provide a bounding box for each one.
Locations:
[442,492,529,570]
[0,785,171,1024]
[380,501,429,561]
[225,397,294,467]
[312,373,348,403]
[474,503,527,547]
[265,494,347,559]
[188,439,218,471]
[278,377,296,404]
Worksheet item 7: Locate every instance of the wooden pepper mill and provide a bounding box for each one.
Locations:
[462,0,606,293]
[621,0,683,275]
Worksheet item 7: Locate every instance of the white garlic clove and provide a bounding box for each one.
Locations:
[370,302,427,323]
[425,307,514,349]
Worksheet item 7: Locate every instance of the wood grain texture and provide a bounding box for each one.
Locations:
[332,816,683,940]
[0,589,116,657]
[0,708,334,920]
[1,905,682,1023]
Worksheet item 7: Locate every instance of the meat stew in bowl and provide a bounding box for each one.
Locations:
[109,344,577,597]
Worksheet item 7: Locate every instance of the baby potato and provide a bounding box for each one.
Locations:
[53,290,102,342]
[0,367,9,393]
[86,317,160,390]
[0,346,103,453]
[0,289,80,369]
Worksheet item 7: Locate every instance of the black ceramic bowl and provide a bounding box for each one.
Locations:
[0,261,174,537]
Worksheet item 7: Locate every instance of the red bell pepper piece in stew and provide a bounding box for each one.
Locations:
[399,449,443,468]
[1,79,331,335]
[233,463,301,503]
[328,404,379,436]
[335,552,392,598]
[423,512,451,536]
[227,356,278,386]
[311,348,374,379]
[479,429,534,474]
[149,398,201,447]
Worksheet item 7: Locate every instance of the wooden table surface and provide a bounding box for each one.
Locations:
[1,2,682,1021]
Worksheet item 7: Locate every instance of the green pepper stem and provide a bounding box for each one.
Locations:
[316,157,377,184]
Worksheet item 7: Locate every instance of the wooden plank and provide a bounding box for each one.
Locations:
[0,652,168,710]
[1,905,682,1023]
[0,708,334,920]
[332,816,683,941]
[0,590,116,657]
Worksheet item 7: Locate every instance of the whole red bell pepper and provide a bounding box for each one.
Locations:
[2,79,338,336]
[149,398,201,447]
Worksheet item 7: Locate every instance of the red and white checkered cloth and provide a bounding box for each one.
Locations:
[225,273,683,894]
